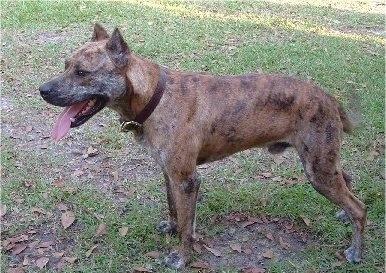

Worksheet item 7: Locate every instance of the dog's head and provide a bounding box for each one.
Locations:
[39,24,130,140]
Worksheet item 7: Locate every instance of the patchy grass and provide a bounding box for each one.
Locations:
[1,0,384,272]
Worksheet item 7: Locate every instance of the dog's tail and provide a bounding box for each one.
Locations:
[339,88,362,134]
[339,104,355,133]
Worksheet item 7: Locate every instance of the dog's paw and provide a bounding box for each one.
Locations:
[344,246,362,264]
[158,220,177,235]
[164,251,185,270]
[336,209,350,223]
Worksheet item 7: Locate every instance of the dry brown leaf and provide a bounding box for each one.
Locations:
[242,216,259,228]
[279,236,290,249]
[241,267,266,273]
[63,256,77,264]
[145,251,161,259]
[300,215,311,226]
[8,234,29,244]
[53,177,65,187]
[61,211,75,229]
[190,260,210,269]
[332,260,344,268]
[72,169,84,177]
[85,244,98,257]
[57,203,68,211]
[36,257,49,269]
[133,267,152,272]
[38,241,53,248]
[265,232,274,241]
[92,212,104,221]
[32,207,47,215]
[7,267,24,273]
[118,226,128,237]
[1,203,7,217]
[193,243,203,254]
[28,239,40,249]
[11,244,27,255]
[262,249,274,259]
[96,223,107,237]
[229,243,242,253]
[22,255,31,266]
[110,171,119,182]
[203,245,222,257]
[53,251,65,258]
[261,172,272,178]
[83,146,98,158]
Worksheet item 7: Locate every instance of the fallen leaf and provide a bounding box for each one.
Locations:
[11,244,27,255]
[203,245,222,257]
[279,236,290,249]
[1,204,7,217]
[110,171,119,182]
[96,223,107,237]
[133,267,152,272]
[53,177,65,187]
[190,261,210,269]
[83,146,98,158]
[145,251,161,259]
[229,243,242,253]
[85,244,98,257]
[72,169,84,177]
[193,243,203,254]
[36,257,49,269]
[38,241,53,248]
[261,172,272,178]
[32,207,46,215]
[53,251,65,258]
[8,234,29,244]
[332,260,343,268]
[28,239,40,249]
[243,248,252,255]
[262,249,274,259]
[241,267,266,273]
[265,232,274,241]
[7,267,24,273]
[118,226,128,237]
[61,211,75,229]
[260,197,268,207]
[300,215,311,226]
[63,256,77,264]
[57,203,68,211]
[22,255,31,266]
[242,216,259,228]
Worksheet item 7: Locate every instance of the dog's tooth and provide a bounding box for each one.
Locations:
[70,117,76,122]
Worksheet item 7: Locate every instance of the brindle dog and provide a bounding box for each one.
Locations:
[40,24,366,269]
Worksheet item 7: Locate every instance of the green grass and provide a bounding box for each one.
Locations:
[1,0,384,272]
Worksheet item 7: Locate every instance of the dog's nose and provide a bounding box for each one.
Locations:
[39,82,52,99]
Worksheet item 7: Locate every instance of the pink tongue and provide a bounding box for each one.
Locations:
[52,101,89,141]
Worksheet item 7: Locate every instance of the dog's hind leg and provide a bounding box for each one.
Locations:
[336,171,354,222]
[295,131,366,264]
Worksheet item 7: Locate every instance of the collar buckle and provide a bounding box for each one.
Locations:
[120,121,142,132]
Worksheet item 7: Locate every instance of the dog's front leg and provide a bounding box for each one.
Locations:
[158,173,177,235]
[164,171,200,269]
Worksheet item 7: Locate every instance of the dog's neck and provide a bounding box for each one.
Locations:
[111,54,163,122]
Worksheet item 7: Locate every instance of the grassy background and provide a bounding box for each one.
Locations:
[1,0,384,272]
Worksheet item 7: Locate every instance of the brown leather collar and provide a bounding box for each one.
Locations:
[121,69,167,132]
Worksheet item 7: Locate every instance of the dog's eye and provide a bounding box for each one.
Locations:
[75,69,89,77]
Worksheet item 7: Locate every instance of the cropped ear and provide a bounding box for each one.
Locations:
[91,23,109,41]
[106,28,130,68]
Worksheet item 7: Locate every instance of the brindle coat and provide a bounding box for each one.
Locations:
[40,24,366,269]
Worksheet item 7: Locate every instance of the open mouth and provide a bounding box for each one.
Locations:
[52,97,107,141]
